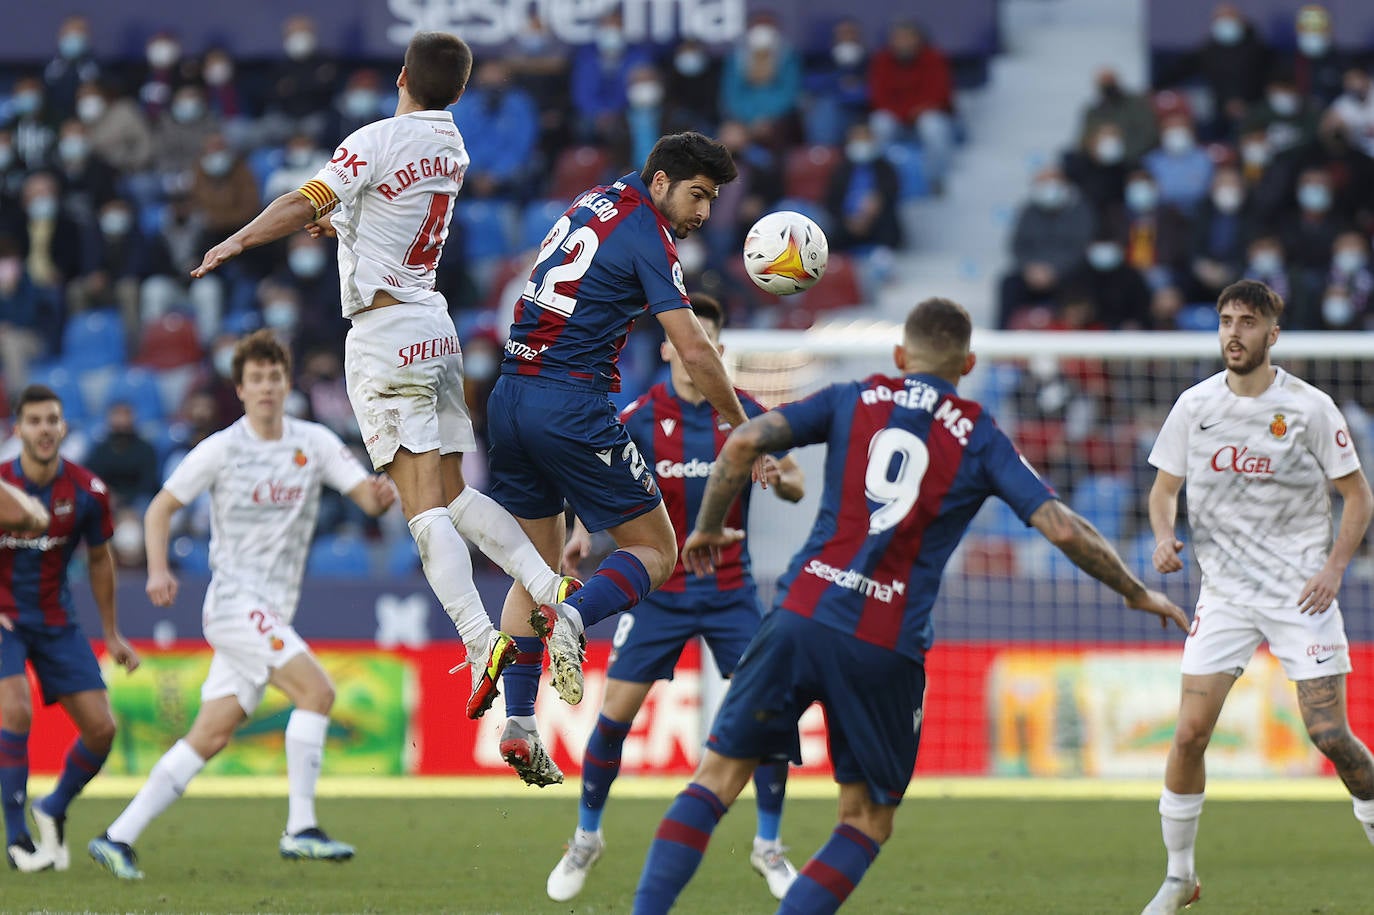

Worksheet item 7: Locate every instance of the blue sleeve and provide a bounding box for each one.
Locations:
[80,487,114,549]
[980,423,1056,524]
[776,384,845,449]
[632,216,691,314]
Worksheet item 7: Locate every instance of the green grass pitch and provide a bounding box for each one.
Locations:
[2,792,1368,913]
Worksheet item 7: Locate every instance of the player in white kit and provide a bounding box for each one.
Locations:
[1140,280,1374,914]
[189,32,577,721]
[89,331,396,879]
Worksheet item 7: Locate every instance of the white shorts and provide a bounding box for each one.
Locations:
[1181,590,1352,681]
[201,595,309,716]
[344,303,476,471]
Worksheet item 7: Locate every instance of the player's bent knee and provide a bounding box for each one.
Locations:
[0,702,32,732]
[82,716,117,752]
[1307,723,1354,760]
[1172,719,1215,756]
[838,809,894,845]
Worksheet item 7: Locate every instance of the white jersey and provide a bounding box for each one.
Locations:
[164,417,369,620]
[1149,367,1361,607]
[310,110,469,318]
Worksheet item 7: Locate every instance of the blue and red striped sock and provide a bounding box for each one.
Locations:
[753,761,788,842]
[0,729,29,844]
[501,636,545,719]
[579,714,631,833]
[565,550,651,629]
[777,824,881,914]
[41,738,108,819]
[632,783,729,915]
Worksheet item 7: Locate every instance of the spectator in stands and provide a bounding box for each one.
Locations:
[199,47,253,147]
[1324,67,1374,160]
[824,121,903,253]
[705,120,783,286]
[263,234,342,356]
[53,119,119,225]
[86,197,175,342]
[1290,3,1348,106]
[263,132,327,204]
[137,32,191,122]
[1071,233,1152,329]
[664,38,722,135]
[625,65,667,173]
[263,15,338,143]
[507,12,573,162]
[803,18,871,146]
[153,85,218,193]
[452,59,539,200]
[77,81,154,175]
[43,16,100,122]
[329,69,386,141]
[1188,166,1256,301]
[569,9,651,147]
[1320,231,1374,329]
[190,132,259,242]
[9,171,88,293]
[1200,5,1270,133]
[998,166,1095,328]
[719,13,803,144]
[1241,235,1302,320]
[0,236,57,394]
[1064,122,1131,220]
[1079,68,1158,164]
[1143,112,1214,212]
[0,128,21,210]
[1148,284,1187,330]
[4,77,58,171]
[1111,170,1193,290]
[86,402,160,511]
[867,20,954,191]
[1280,166,1347,273]
[1242,71,1320,156]
[296,349,356,442]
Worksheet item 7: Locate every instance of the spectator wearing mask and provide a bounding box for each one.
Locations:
[153,85,218,192]
[263,132,327,203]
[4,77,58,170]
[5,171,89,293]
[0,236,59,393]
[87,197,176,340]
[1241,72,1320,156]
[867,20,954,189]
[1159,4,1270,137]
[1143,113,1214,212]
[86,402,160,511]
[824,121,902,253]
[0,128,22,210]
[1242,235,1301,318]
[199,47,255,149]
[189,133,258,241]
[803,18,871,146]
[506,13,572,160]
[1318,231,1374,329]
[136,32,192,121]
[999,166,1095,327]
[624,65,666,174]
[52,119,119,226]
[664,38,722,134]
[329,69,386,141]
[1063,122,1132,221]
[452,59,539,200]
[719,13,803,142]
[264,234,342,355]
[1109,170,1193,290]
[1069,233,1152,329]
[1079,68,1158,163]
[1323,67,1374,159]
[1279,166,1347,273]
[1189,166,1258,301]
[43,16,100,122]
[76,81,154,174]
[263,15,338,143]
[1289,4,1349,106]
[569,9,652,146]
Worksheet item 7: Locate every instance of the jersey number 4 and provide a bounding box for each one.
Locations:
[865,428,930,534]
[523,215,599,316]
[404,193,453,272]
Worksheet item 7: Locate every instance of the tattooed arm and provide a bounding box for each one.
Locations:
[1030,499,1189,631]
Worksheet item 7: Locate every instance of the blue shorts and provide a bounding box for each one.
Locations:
[708,610,926,807]
[607,586,764,683]
[0,622,106,705]
[486,375,661,532]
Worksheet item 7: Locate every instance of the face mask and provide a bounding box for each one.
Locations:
[1267,91,1299,116]
[100,209,133,236]
[0,145,11,169]
[11,91,40,115]
[1031,180,1067,209]
[204,61,233,86]
[147,40,179,69]
[76,95,105,123]
[285,147,315,168]
[1094,134,1125,164]
[1241,142,1269,166]
[1298,32,1329,56]
[1334,250,1367,274]
[1211,17,1243,45]
[201,150,233,177]
[171,97,204,123]
[343,89,379,119]
[1087,242,1123,271]
[846,140,878,163]
[747,25,780,52]
[627,81,664,108]
[284,31,316,60]
[1125,180,1157,212]
[1323,295,1353,326]
[288,247,326,277]
[1162,127,1195,154]
[213,347,235,378]
[596,30,625,55]
[58,136,88,163]
[1250,251,1281,274]
[463,350,498,381]
[59,32,88,59]
[675,50,707,76]
[27,196,57,221]
[0,257,21,288]
[1212,185,1243,213]
[832,41,864,68]
[1298,183,1331,212]
[263,301,299,329]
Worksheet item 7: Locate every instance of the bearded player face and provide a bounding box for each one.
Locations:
[1217,300,1277,377]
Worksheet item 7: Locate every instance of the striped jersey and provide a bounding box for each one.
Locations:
[0,459,113,628]
[502,172,691,392]
[621,382,772,595]
[774,373,1055,660]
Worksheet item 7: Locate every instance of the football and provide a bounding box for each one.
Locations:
[742,211,829,295]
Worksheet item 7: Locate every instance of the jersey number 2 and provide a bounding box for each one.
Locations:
[865,428,930,534]
[404,193,453,271]
[523,215,599,316]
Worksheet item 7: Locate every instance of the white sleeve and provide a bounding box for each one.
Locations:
[315,426,370,495]
[1148,397,1190,477]
[163,434,229,505]
[1307,395,1362,480]
[311,125,379,207]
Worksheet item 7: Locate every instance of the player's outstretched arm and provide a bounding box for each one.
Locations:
[88,542,139,672]
[658,308,749,428]
[1300,469,1374,615]
[144,489,185,608]
[348,475,398,518]
[1030,499,1189,632]
[191,191,319,278]
[1147,469,1186,574]
[0,478,49,533]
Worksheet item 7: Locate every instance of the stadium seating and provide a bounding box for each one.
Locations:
[24,364,88,426]
[457,200,516,262]
[783,145,842,202]
[101,366,166,423]
[520,199,569,251]
[549,146,611,202]
[1069,474,1132,542]
[60,310,126,372]
[170,536,212,575]
[799,252,863,313]
[307,533,374,579]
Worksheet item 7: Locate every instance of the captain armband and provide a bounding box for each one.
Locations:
[297,180,339,220]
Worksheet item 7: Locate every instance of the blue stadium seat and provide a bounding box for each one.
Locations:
[969,498,1037,541]
[24,363,88,425]
[101,367,165,423]
[247,147,285,199]
[170,536,211,575]
[1176,304,1219,331]
[384,536,421,577]
[61,310,125,372]
[886,142,931,200]
[307,533,373,579]
[457,200,515,262]
[520,199,568,251]
[1070,474,1131,542]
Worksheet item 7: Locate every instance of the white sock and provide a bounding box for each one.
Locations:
[408,508,491,650]
[285,709,329,836]
[1353,797,1374,847]
[448,488,559,604]
[1158,789,1205,879]
[510,715,537,731]
[107,740,205,845]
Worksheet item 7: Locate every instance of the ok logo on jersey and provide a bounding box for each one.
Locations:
[331,146,368,176]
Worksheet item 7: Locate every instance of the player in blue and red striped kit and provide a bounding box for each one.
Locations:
[0,386,139,873]
[546,295,805,902]
[632,298,1190,914]
[487,132,759,786]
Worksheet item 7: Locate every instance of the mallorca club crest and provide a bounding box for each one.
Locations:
[1269,413,1287,438]
[293,448,308,467]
